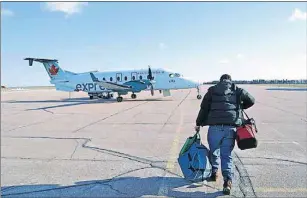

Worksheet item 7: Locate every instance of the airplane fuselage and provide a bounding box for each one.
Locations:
[53,68,199,94]
[24,58,202,101]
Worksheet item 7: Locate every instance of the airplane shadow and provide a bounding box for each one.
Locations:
[3,98,174,111]
[1,176,225,198]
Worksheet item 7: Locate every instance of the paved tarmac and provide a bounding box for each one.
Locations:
[1,85,307,197]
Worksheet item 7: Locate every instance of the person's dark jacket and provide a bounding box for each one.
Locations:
[196,80,255,127]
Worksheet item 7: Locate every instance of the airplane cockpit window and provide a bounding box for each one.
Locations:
[169,73,180,78]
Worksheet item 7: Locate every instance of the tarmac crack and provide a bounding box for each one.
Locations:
[2,136,179,177]
[71,101,148,133]
[2,133,188,197]
[70,139,80,159]
[234,152,257,197]
[1,166,152,197]
[1,156,126,162]
[100,183,128,195]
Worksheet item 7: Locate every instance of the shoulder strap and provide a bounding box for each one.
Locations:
[235,86,242,111]
[236,87,250,120]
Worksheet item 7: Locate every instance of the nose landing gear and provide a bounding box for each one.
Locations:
[196,86,202,100]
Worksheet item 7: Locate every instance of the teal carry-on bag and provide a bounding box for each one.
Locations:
[178,132,212,182]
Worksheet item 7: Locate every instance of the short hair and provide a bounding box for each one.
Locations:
[220,74,232,82]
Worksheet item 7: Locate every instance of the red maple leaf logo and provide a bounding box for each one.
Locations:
[49,65,59,75]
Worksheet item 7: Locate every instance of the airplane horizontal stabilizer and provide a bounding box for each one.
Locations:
[24,58,58,66]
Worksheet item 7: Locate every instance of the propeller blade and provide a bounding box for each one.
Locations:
[148,65,153,80]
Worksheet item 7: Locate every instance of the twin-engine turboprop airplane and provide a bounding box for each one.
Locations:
[24,58,202,102]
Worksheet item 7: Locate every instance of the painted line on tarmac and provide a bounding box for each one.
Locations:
[157,107,184,196]
[255,187,307,193]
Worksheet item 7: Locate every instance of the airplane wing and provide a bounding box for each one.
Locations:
[90,73,132,91]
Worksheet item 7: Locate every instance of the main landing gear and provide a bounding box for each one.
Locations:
[103,93,113,99]
[117,96,123,102]
[131,93,137,99]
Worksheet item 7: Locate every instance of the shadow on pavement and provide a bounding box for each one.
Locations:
[1,176,226,197]
[3,98,174,111]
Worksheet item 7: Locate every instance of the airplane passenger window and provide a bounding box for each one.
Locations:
[124,76,127,81]
[132,76,135,80]
[103,77,106,81]
[110,77,113,81]
[140,76,143,80]
[117,77,120,81]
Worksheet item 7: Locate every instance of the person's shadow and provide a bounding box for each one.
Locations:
[1,176,226,197]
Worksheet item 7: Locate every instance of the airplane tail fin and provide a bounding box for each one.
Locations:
[24,58,67,80]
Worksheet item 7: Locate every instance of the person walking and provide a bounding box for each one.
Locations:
[194,74,255,195]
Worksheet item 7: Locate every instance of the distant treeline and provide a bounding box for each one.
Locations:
[204,79,307,84]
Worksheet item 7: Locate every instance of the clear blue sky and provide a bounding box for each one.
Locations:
[1,2,306,87]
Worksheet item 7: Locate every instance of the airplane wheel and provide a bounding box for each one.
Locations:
[90,96,94,99]
[197,95,202,100]
[117,97,123,102]
[131,94,137,99]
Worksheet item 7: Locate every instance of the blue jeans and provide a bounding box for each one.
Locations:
[207,125,236,181]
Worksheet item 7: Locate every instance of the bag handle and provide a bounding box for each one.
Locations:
[236,88,258,133]
[242,109,250,120]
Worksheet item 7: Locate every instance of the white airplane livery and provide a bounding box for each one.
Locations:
[25,58,202,102]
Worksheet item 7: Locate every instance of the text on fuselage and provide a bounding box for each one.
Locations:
[75,83,107,91]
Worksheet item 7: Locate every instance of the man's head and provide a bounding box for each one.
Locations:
[220,74,232,82]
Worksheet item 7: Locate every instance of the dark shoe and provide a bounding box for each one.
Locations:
[209,172,218,181]
[223,180,232,195]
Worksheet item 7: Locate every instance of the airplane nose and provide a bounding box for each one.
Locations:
[184,78,200,88]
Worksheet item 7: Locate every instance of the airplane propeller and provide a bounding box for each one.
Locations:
[147,65,155,96]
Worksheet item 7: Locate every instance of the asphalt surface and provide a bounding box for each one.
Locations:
[1,85,307,197]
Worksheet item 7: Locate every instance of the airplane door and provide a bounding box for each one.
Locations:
[131,72,137,81]
[116,73,122,82]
